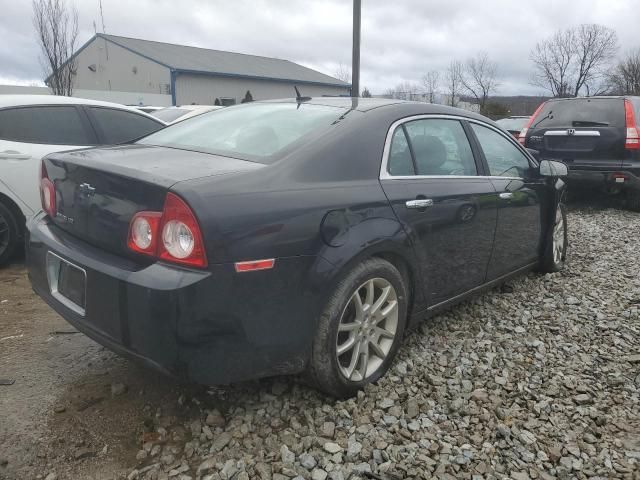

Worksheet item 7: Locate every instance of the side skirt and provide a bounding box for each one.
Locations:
[407,261,539,328]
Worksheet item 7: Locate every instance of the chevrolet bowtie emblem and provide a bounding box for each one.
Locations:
[78,183,96,197]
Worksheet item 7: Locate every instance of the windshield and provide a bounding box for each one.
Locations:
[151,108,190,123]
[496,117,529,131]
[533,98,625,129]
[139,103,346,163]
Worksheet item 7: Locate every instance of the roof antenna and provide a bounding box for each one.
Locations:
[295,86,311,103]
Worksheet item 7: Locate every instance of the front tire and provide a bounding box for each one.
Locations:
[0,202,19,267]
[539,203,567,273]
[308,258,408,398]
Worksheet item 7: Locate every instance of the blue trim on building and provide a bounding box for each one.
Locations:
[170,70,177,106]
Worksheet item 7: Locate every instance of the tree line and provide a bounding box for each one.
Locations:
[383,23,640,116]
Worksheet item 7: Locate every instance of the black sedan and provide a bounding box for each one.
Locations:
[27,98,568,397]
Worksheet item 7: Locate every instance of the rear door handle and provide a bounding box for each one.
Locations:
[0,151,31,160]
[405,199,434,209]
[499,192,513,200]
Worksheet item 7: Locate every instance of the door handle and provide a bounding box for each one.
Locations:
[499,192,514,200]
[0,151,30,160]
[406,198,434,209]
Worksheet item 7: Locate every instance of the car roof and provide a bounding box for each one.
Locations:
[546,95,640,102]
[0,94,166,119]
[258,97,490,120]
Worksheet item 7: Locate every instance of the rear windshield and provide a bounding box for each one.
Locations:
[496,117,529,131]
[139,103,346,163]
[533,98,625,129]
[151,108,190,123]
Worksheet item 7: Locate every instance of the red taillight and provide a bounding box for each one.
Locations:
[40,161,56,218]
[126,193,207,268]
[127,212,162,256]
[624,99,640,150]
[158,193,207,268]
[519,102,546,146]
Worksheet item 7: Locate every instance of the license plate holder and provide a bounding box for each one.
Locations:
[46,252,87,316]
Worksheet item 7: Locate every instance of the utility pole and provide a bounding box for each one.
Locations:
[351,0,361,97]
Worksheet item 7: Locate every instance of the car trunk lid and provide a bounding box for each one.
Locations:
[43,144,263,258]
[526,98,626,169]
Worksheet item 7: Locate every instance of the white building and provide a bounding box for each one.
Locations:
[48,34,350,106]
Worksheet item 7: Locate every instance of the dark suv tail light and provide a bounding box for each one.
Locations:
[518,102,545,146]
[127,193,207,268]
[40,161,56,218]
[624,99,640,150]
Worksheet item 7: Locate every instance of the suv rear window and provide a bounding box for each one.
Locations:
[533,98,625,129]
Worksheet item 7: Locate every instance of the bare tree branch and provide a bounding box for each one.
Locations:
[33,0,79,96]
[422,70,439,103]
[530,24,618,97]
[445,60,463,107]
[333,62,351,84]
[461,52,499,114]
[606,48,640,95]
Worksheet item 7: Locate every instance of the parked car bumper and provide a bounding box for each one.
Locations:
[567,165,640,191]
[26,214,321,384]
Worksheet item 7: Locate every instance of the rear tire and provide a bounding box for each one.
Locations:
[627,189,640,212]
[0,202,20,267]
[308,258,408,398]
[539,203,567,273]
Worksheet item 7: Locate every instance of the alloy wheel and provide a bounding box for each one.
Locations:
[552,208,565,264]
[335,277,399,382]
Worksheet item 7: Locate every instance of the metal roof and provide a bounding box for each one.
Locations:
[97,34,350,88]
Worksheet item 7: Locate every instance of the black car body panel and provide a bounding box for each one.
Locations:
[28,98,563,384]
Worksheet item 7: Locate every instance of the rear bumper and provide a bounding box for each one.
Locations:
[567,166,640,190]
[27,214,321,384]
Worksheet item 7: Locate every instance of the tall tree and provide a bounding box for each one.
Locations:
[445,60,463,107]
[422,70,439,103]
[462,53,499,114]
[33,0,79,96]
[607,49,640,95]
[530,24,618,97]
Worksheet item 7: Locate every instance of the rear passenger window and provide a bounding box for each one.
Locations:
[388,128,414,176]
[403,119,477,176]
[471,123,531,177]
[0,106,93,145]
[89,108,162,144]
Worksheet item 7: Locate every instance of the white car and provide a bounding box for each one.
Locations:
[151,105,223,124]
[0,95,166,265]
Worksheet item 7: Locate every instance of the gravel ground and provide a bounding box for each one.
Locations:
[1,204,639,480]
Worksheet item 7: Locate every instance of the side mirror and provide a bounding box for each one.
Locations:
[539,159,568,177]
[526,148,541,161]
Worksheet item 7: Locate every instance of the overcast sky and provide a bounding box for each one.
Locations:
[1,0,638,96]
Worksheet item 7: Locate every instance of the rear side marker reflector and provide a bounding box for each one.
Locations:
[234,259,276,273]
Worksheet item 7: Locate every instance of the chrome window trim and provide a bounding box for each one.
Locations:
[379,113,533,181]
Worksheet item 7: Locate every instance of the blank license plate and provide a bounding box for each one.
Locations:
[46,252,86,316]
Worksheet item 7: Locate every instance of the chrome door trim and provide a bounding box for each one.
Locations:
[379,113,534,181]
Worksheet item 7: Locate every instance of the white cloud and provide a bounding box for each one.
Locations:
[2,0,639,96]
